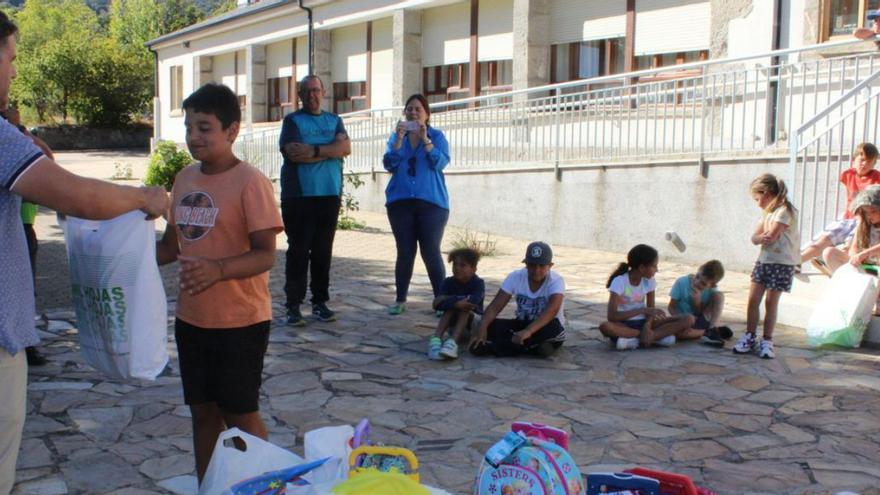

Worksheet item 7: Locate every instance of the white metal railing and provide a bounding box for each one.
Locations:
[235,37,880,178]
[789,67,880,243]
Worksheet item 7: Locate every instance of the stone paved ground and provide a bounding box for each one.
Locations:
[12,151,880,495]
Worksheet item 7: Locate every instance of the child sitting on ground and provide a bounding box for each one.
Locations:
[668,259,733,347]
[429,248,485,360]
[469,241,565,358]
[598,244,696,350]
[801,142,880,275]
[155,83,284,483]
[823,185,880,277]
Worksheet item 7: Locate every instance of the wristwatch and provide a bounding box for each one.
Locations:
[313,144,320,158]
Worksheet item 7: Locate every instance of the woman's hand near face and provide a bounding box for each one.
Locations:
[419,123,429,143]
[393,120,406,150]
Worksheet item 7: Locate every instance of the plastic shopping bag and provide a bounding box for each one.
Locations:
[806,264,880,348]
[304,425,354,483]
[199,428,306,495]
[228,458,329,495]
[61,211,168,380]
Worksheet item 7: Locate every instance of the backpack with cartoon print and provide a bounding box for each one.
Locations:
[474,424,585,495]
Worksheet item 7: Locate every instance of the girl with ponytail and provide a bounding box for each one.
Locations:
[598,244,695,350]
[734,173,800,359]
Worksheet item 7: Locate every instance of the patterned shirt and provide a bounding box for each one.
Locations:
[0,118,45,354]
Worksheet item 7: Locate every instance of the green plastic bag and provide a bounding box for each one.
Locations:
[805,265,879,348]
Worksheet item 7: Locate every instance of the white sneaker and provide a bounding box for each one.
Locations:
[615,337,639,350]
[655,335,676,347]
[759,339,776,359]
[732,333,758,354]
[439,339,459,359]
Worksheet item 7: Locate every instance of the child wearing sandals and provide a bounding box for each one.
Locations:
[734,173,800,359]
[668,260,734,347]
[800,142,880,275]
[824,185,880,276]
[598,244,696,350]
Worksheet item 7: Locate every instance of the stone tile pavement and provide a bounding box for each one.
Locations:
[12,152,880,495]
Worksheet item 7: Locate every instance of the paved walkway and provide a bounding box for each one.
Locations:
[13,152,880,495]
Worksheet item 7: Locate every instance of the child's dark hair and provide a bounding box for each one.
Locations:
[182,83,241,129]
[447,247,480,268]
[698,259,725,282]
[0,11,17,44]
[605,244,658,288]
[856,142,880,160]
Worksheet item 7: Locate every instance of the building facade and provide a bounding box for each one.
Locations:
[147,0,876,144]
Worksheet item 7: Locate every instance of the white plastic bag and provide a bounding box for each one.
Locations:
[199,428,305,495]
[61,211,168,380]
[806,264,880,348]
[304,425,353,483]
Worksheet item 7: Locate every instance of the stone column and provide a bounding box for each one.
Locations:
[512,0,550,98]
[193,55,213,88]
[392,9,422,107]
[709,0,755,59]
[246,44,267,127]
[312,30,333,110]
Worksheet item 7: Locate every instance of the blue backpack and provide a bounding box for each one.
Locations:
[474,428,585,495]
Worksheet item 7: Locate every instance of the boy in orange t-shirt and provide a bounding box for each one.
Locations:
[156,83,283,483]
[801,142,880,273]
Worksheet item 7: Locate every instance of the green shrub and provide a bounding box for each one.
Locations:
[144,141,192,191]
[449,227,498,257]
[338,173,366,230]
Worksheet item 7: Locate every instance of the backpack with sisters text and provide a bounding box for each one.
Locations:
[474,423,585,495]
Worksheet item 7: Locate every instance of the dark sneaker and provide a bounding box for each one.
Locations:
[26,346,47,366]
[700,328,725,347]
[312,303,337,322]
[716,325,734,340]
[287,307,307,327]
[534,341,560,358]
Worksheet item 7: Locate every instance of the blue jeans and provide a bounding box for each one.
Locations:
[386,199,449,302]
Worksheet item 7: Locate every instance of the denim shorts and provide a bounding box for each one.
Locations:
[751,261,796,292]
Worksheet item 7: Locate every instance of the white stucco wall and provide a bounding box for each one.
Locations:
[351,157,789,271]
[371,17,394,109]
[266,39,295,79]
[156,46,194,145]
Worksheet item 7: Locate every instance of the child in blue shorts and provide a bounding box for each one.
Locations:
[429,248,485,360]
[668,260,733,347]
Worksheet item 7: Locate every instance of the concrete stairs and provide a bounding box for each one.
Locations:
[777,266,880,348]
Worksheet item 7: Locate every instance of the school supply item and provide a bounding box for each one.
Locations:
[199,428,306,495]
[304,425,354,483]
[61,211,168,380]
[805,264,880,348]
[228,459,329,495]
[512,422,570,449]
[349,446,420,482]
[624,468,717,495]
[475,426,586,495]
[331,470,429,495]
[586,473,659,495]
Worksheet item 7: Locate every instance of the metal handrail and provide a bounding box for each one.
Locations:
[338,35,879,119]
[796,68,880,137]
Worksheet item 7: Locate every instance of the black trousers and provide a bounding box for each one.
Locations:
[281,196,340,307]
[470,318,564,357]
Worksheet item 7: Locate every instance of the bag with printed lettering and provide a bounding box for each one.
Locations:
[474,426,585,495]
[61,211,169,380]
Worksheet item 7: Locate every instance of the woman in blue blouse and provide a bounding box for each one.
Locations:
[383,94,451,315]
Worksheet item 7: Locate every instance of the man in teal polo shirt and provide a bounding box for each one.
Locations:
[278,75,351,326]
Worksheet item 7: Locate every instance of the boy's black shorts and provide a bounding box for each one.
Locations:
[175,318,270,414]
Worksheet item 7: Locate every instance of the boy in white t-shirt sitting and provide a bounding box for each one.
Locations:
[469,241,566,358]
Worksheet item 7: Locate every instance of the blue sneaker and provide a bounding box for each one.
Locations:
[287,307,307,327]
[428,337,442,360]
[312,302,337,322]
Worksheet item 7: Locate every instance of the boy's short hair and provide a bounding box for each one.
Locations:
[182,83,241,129]
[0,11,17,46]
[447,247,480,268]
[856,142,880,160]
[698,259,725,282]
